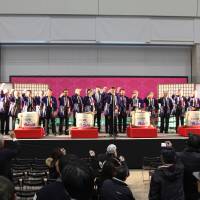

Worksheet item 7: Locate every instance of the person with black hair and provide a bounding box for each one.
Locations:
[158,91,173,133]
[22,90,35,112]
[84,89,95,113]
[93,86,103,132]
[172,89,188,132]
[34,154,80,200]
[42,88,57,135]
[104,87,119,136]
[149,147,184,200]
[99,159,135,200]
[0,176,15,200]
[45,147,66,179]
[0,89,11,135]
[177,133,200,200]
[58,89,72,135]
[0,133,20,180]
[118,88,129,133]
[61,161,94,200]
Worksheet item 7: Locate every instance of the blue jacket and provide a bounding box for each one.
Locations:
[42,96,57,111]
[22,96,35,112]
[104,94,119,115]
[93,92,103,110]
[58,96,72,108]
[117,95,129,113]
[83,96,95,112]
[71,94,84,113]
[129,97,143,110]
[34,96,44,106]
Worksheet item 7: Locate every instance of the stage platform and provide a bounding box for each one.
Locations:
[4,133,187,169]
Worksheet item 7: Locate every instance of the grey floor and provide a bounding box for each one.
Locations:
[126,170,150,200]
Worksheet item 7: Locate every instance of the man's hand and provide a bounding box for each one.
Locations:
[60,93,64,98]
[10,132,16,139]
[89,150,95,157]
[119,155,125,162]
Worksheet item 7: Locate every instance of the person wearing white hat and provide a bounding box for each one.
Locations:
[106,144,117,157]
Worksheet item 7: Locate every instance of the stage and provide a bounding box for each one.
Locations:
[4,133,187,169]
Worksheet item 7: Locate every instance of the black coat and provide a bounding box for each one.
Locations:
[100,178,135,200]
[35,180,70,200]
[0,141,20,180]
[149,164,185,200]
[177,148,200,200]
[158,97,173,116]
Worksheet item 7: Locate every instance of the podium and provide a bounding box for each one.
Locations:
[178,126,200,137]
[14,128,45,139]
[70,127,98,138]
[127,126,157,138]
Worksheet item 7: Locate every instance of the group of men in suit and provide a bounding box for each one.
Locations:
[0,85,199,136]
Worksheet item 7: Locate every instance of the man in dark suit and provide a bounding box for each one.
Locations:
[102,87,109,133]
[118,89,129,133]
[58,89,72,135]
[0,89,10,135]
[34,90,45,127]
[173,89,188,132]
[187,90,200,111]
[22,90,35,112]
[143,92,159,127]
[43,88,57,135]
[71,89,84,126]
[9,90,22,130]
[129,90,143,112]
[158,91,173,133]
[93,87,103,132]
[83,89,95,113]
[105,87,119,136]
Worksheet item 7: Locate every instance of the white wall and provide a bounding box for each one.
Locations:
[99,0,197,17]
[0,0,98,15]
[1,45,191,82]
[0,16,199,44]
[0,0,197,17]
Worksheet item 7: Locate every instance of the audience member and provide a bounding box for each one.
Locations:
[149,147,184,200]
[61,161,94,200]
[0,133,20,180]
[100,159,135,200]
[177,133,200,200]
[0,176,15,200]
[34,154,80,200]
[45,147,66,179]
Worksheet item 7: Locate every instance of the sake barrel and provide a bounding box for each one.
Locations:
[21,112,39,128]
[131,111,151,127]
[76,112,94,128]
[185,111,200,126]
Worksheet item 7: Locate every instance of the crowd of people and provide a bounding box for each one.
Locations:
[0,133,200,200]
[0,83,199,136]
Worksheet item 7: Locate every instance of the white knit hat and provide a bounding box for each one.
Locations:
[106,144,117,154]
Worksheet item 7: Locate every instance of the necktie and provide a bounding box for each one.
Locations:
[64,96,67,106]
[48,97,50,106]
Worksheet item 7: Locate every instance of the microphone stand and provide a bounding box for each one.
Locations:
[112,94,116,141]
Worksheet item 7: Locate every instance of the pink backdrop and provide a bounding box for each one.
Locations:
[11,76,188,98]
